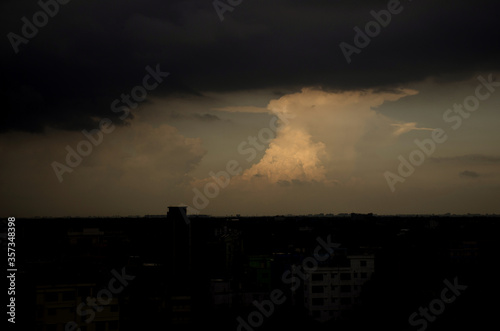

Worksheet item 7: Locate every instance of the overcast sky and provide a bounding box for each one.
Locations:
[1,0,499,217]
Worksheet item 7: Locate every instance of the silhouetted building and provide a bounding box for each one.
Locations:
[36,283,120,331]
[302,254,375,322]
[166,206,193,326]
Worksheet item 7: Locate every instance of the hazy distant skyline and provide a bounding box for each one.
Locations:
[1,0,499,217]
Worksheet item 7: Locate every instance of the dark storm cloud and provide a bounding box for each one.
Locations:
[430,154,500,164]
[1,0,499,133]
[164,110,221,122]
[459,170,480,178]
[192,113,220,122]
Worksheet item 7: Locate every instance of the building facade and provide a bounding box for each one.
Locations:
[302,254,375,322]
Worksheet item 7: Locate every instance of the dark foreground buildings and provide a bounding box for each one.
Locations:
[3,210,500,331]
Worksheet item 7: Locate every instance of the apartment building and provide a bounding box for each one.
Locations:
[35,283,120,331]
[303,254,375,322]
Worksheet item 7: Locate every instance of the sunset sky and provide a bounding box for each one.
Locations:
[1,0,499,217]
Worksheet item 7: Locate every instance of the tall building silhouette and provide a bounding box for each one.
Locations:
[166,206,192,325]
